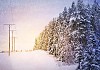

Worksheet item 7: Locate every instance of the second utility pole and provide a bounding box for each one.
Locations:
[10,30,16,52]
[13,37,16,52]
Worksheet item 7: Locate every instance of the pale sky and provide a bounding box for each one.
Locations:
[0,0,99,51]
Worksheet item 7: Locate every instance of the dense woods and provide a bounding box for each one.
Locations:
[34,0,100,70]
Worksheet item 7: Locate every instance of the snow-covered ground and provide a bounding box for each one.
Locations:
[0,50,77,70]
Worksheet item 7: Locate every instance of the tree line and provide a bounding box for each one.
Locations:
[34,0,100,70]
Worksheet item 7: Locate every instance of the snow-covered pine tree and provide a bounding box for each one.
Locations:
[56,12,65,61]
[76,0,100,70]
[47,21,55,54]
[63,2,77,64]
[75,0,88,69]
[34,0,100,69]
[51,18,59,57]
[80,3,93,70]
[41,26,49,51]
[81,0,100,70]
[47,18,58,55]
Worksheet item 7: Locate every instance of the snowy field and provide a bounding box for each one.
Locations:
[0,50,77,70]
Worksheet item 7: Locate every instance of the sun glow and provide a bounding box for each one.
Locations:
[9,11,48,51]
[0,0,72,51]
[10,7,47,51]
[14,21,39,51]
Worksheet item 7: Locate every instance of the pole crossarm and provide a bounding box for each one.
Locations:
[4,24,15,25]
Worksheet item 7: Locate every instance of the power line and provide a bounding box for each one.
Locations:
[4,24,15,56]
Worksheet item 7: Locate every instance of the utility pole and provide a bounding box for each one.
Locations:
[10,30,16,52]
[13,37,16,52]
[4,24,15,56]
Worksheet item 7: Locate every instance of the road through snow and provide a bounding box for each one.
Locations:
[0,50,77,70]
[0,50,60,70]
